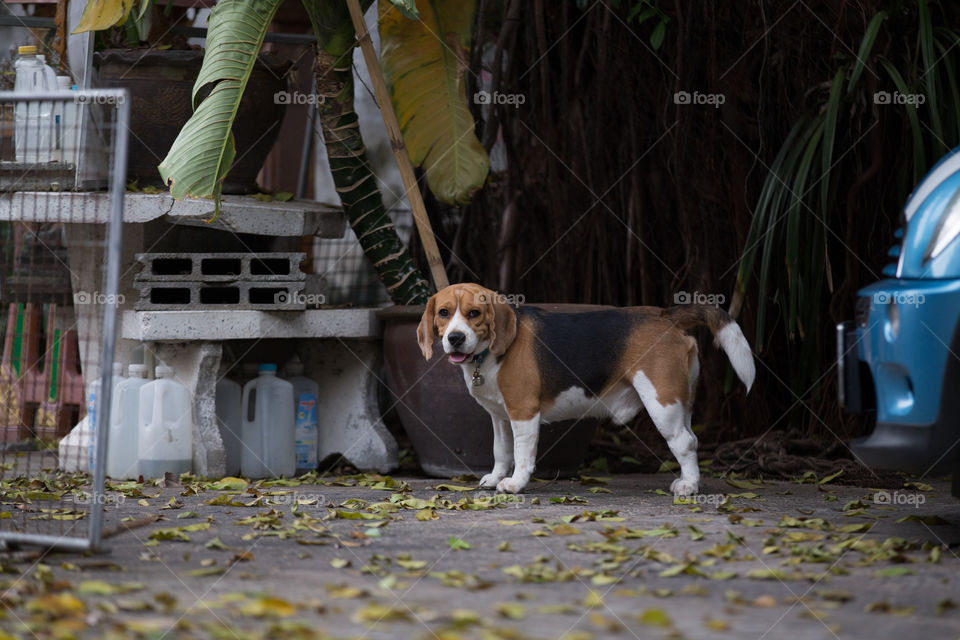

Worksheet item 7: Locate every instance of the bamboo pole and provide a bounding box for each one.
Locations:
[345,0,450,290]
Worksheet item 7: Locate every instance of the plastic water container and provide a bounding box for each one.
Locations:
[138,365,193,478]
[284,360,319,475]
[87,362,124,473]
[59,415,91,473]
[13,45,58,163]
[107,364,148,479]
[53,75,79,166]
[216,375,242,476]
[241,364,295,478]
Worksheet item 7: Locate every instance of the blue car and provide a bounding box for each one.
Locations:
[839,148,960,496]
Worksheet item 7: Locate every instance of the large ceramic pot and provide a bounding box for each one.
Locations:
[94,49,290,193]
[378,305,603,478]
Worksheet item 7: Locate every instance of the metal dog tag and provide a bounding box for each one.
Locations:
[472,371,485,387]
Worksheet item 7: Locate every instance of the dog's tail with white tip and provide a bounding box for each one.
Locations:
[662,305,756,393]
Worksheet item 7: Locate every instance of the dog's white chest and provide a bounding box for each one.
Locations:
[461,359,508,419]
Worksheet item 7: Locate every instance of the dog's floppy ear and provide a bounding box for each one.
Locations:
[417,294,438,360]
[489,301,517,356]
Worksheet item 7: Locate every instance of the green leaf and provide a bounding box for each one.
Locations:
[638,607,672,627]
[379,0,489,204]
[495,602,526,619]
[434,483,476,492]
[848,11,886,93]
[820,69,845,218]
[207,477,248,491]
[149,527,191,542]
[918,0,941,140]
[880,57,926,183]
[448,536,472,551]
[158,0,285,211]
[205,537,231,551]
[818,468,844,486]
[184,567,227,578]
[874,567,915,577]
[746,568,786,580]
[649,20,667,50]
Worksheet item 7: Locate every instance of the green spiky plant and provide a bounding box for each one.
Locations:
[731,0,960,409]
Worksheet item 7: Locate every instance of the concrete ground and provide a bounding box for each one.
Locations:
[2,471,960,639]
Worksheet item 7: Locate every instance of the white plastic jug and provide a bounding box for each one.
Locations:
[284,359,319,475]
[107,364,148,479]
[138,365,193,478]
[13,45,59,163]
[215,376,242,476]
[241,364,295,478]
[53,75,80,166]
[87,362,124,473]
[59,415,91,473]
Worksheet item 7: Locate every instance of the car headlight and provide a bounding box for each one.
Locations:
[924,189,960,262]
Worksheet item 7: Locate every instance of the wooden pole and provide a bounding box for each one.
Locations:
[345,0,450,290]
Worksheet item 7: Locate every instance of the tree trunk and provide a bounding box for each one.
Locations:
[303,0,432,305]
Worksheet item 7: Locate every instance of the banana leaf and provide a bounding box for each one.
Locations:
[379,0,489,205]
[157,0,284,207]
[72,0,139,33]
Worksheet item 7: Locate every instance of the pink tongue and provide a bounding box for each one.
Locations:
[449,352,468,364]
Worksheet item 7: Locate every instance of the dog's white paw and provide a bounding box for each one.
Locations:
[479,473,505,488]
[496,477,526,494]
[670,477,698,497]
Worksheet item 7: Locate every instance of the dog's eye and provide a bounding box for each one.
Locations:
[438,308,450,318]
[467,309,480,319]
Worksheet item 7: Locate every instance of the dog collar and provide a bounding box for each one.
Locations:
[471,348,489,387]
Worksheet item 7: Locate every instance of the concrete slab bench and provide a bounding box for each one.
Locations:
[121,308,398,477]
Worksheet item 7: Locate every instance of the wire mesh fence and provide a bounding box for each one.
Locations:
[0,89,128,551]
[312,207,412,307]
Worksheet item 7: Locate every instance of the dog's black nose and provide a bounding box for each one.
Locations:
[448,331,466,347]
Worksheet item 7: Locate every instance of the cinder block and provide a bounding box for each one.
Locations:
[133,280,307,311]
[134,253,306,282]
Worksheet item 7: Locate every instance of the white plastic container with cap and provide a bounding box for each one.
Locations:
[138,365,193,478]
[107,364,148,479]
[215,367,242,477]
[241,364,295,478]
[283,359,319,475]
[13,45,59,163]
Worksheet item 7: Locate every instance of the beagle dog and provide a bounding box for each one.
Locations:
[417,283,755,496]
